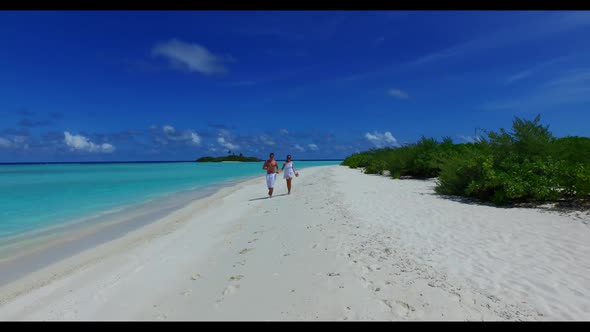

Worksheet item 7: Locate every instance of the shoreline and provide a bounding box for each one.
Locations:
[0,173,262,287]
[0,165,588,320]
[0,168,272,308]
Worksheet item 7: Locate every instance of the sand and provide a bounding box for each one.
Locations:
[0,165,588,321]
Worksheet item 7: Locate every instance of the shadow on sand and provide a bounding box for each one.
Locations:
[248,193,289,201]
[420,191,590,217]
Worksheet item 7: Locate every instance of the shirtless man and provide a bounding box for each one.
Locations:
[262,152,280,198]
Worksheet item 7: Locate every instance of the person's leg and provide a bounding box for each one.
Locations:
[269,174,275,197]
[266,174,272,197]
[287,178,292,194]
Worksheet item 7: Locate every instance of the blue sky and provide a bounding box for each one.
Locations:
[1,10,589,162]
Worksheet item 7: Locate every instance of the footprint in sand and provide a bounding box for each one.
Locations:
[382,299,416,318]
[360,276,373,288]
[190,274,201,280]
[223,284,240,296]
[248,239,258,244]
[394,300,416,317]
[239,248,254,255]
[369,264,381,271]
[233,260,246,267]
[220,275,245,297]
[229,275,244,281]
[487,294,500,303]
[362,265,381,274]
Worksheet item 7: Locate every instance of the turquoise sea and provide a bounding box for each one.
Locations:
[0,161,340,240]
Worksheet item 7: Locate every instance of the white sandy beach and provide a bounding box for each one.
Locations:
[0,165,589,321]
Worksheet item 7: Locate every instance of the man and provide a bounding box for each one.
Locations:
[262,152,280,198]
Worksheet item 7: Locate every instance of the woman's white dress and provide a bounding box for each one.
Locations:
[283,162,295,179]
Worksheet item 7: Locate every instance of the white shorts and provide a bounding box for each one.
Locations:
[266,173,276,188]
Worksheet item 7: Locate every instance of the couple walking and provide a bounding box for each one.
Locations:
[262,152,299,198]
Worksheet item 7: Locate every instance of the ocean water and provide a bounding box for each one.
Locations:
[0,161,340,240]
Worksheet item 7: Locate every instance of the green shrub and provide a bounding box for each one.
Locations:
[549,136,590,164]
[435,148,489,196]
[364,159,389,175]
[341,153,370,168]
[343,114,590,206]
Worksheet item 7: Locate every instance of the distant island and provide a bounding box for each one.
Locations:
[196,153,262,162]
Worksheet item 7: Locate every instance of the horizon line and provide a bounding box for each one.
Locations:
[0,159,344,165]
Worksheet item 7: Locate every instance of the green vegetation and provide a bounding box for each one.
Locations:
[341,115,590,206]
[196,153,262,162]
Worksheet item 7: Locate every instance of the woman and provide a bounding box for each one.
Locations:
[281,154,299,195]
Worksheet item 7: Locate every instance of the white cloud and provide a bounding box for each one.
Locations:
[63,132,116,153]
[152,39,230,75]
[383,132,397,144]
[365,131,399,148]
[365,133,378,140]
[506,70,534,83]
[0,137,12,148]
[408,12,590,67]
[13,136,27,144]
[294,144,305,152]
[259,135,275,146]
[218,129,231,137]
[155,136,168,145]
[217,136,239,151]
[215,129,240,151]
[485,68,590,111]
[163,125,175,134]
[458,135,482,143]
[308,143,319,151]
[101,144,115,153]
[506,55,575,84]
[334,12,590,83]
[388,88,409,99]
[280,129,289,135]
[189,132,201,145]
[158,125,201,145]
[0,135,30,150]
[545,69,590,87]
